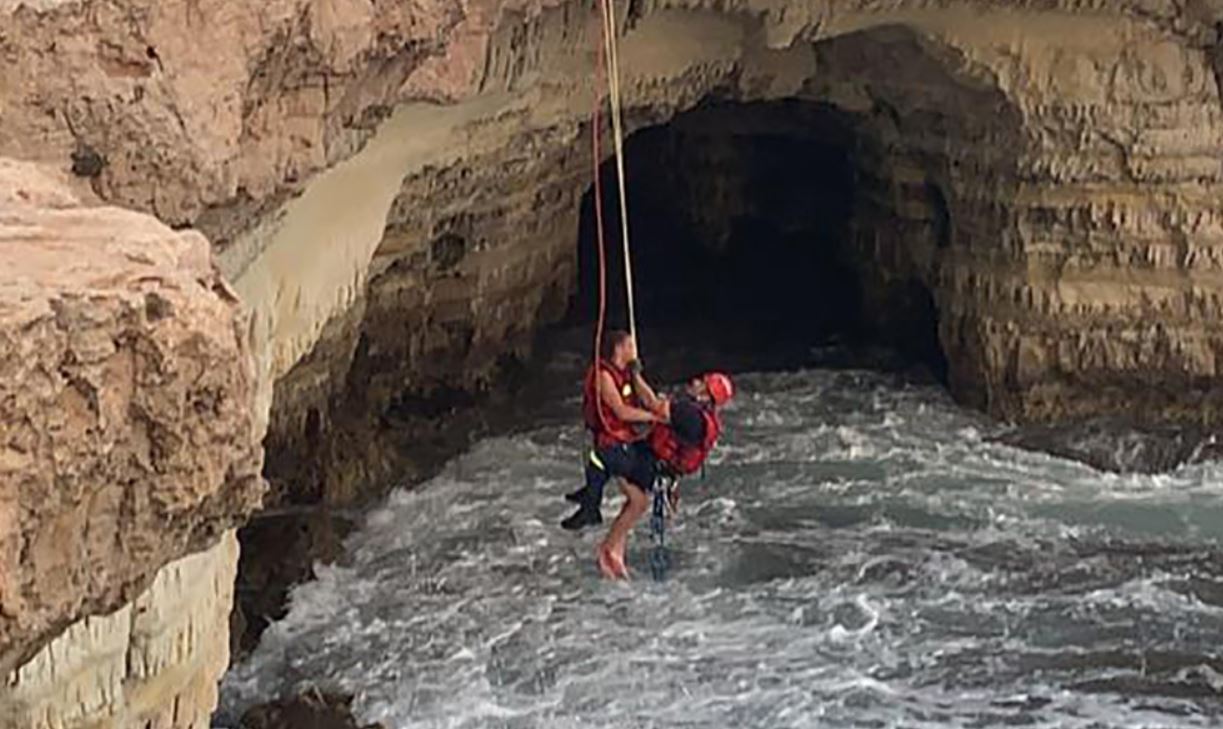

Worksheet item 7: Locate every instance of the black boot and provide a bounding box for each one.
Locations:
[560,503,603,531]
[564,487,589,504]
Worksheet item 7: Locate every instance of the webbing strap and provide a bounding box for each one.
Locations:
[648,475,675,581]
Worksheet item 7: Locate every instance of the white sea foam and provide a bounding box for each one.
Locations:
[219,370,1223,728]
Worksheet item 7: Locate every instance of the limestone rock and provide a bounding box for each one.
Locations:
[0,530,241,729]
[8,0,1223,443]
[8,5,1223,723]
[992,418,1223,474]
[0,160,263,674]
[0,0,549,244]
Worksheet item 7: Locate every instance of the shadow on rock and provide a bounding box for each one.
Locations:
[238,691,382,729]
[231,510,358,659]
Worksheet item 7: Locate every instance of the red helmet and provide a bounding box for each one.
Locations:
[703,372,734,406]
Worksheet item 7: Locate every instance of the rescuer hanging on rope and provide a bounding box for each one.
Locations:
[563,362,735,579]
[560,329,666,532]
[600,370,734,579]
[562,0,737,578]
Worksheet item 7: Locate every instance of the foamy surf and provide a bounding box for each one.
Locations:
[219,369,1223,728]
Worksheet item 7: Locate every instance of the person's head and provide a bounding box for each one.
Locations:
[601,330,637,367]
[686,371,734,407]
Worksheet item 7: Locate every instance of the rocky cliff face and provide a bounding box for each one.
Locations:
[0,0,459,241]
[803,12,1223,424]
[240,1,1223,511]
[9,0,1223,500]
[7,0,1223,725]
[0,159,262,724]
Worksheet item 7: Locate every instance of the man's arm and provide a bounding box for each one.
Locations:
[598,371,665,423]
[630,367,668,416]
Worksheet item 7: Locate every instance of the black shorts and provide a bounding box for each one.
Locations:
[594,440,658,493]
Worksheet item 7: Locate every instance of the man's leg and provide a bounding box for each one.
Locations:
[561,446,626,531]
[597,445,658,578]
[566,448,615,504]
[597,480,649,579]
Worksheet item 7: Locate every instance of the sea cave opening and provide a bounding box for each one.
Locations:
[570,97,949,384]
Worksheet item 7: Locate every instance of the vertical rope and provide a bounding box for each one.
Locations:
[589,0,610,431]
[587,0,638,434]
[598,0,638,349]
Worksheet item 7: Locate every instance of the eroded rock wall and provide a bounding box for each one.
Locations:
[0,531,239,729]
[18,0,1223,464]
[0,0,459,240]
[803,12,1223,423]
[263,129,580,504]
[8,1,1223,725]
[250,1,1223,519]
[0,159,262,721]
[238,5,792,505]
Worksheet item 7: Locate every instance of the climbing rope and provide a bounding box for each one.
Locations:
[588,0,637,431]
[589,4,610,428]
[597,0,638,347]
[590,0,637,352]
[588,3,674,582]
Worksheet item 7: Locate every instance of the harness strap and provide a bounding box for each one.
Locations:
[648,474,677,581]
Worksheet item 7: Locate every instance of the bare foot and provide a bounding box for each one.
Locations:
[607,543,630,579]
[597,542,628,580]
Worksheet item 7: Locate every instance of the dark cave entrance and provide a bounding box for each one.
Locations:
[570,98,949,382]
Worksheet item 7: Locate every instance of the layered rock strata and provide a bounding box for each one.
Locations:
[246,3,1223,513]
[804,15,1223,423]
[0,531,240,729]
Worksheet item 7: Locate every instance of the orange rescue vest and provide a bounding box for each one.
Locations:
[648,402,721,476]
[582,360,641,449]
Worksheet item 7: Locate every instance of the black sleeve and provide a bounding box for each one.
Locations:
[669,399,707,447]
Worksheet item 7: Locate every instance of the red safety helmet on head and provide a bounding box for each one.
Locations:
[703,372,734,406]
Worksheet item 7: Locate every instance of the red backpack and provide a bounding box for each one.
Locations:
[648,405,721,476]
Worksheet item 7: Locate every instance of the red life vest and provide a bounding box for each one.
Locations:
[582,360,641,448]
[648,403,721,476]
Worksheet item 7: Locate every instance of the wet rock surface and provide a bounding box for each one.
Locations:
[238,691,382,729]
[232,509,359,658]
[994,419,1223,474]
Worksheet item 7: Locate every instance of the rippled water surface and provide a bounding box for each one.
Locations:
[221,369,1223,728]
